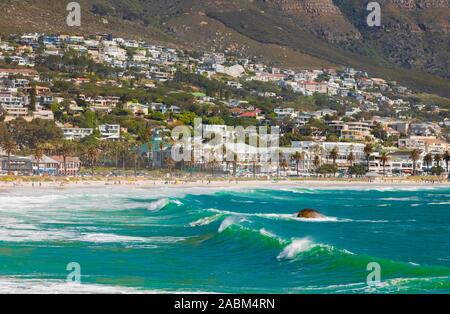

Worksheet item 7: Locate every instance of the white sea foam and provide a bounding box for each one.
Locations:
[279,188,317,194]
[380,197,420,201]
[277,238,315,260]
[218,216,246,233]
[231,200,255,204]
[0,277,147,294]
[189,214,222,227]
[0,222,187,244]
[207,208,345,223]
[292,275,450,293]
[0,276,221,294]
[259,229,287,245]
[147,199,170,211]
[147,198,183,211]
[77,233,149,243]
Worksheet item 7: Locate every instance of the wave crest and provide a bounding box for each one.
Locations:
[218,216,246,233]
[147,199,182,211]
[277,238,316,260]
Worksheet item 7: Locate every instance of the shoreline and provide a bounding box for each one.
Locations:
[1,177,449,191]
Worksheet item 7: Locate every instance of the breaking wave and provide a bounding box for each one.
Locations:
[147,199,183,211]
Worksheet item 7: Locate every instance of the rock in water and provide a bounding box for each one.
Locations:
[297,209,325,219]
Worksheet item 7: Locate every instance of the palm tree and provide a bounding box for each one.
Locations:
[443,151,450,173]
[313,155,321,177]
[434,154,442,168]
[58,140,75,176]
[410,149,421,176]
[164,156,176,176]
[159,141,165,169]
[291,151,305,177]
[423,153,433,172]
[329,146,339,177]
[313,144,324,163]
[185,148,197,176]
[131,146,141,177]
[85,144,101,176]
[120,141,131,172]
[276,149,283,178]
[1,140,17,175]
[232,152,238,177]
[379,151,390,176]
[280,157,289,177]
[33,146,44,176]
[364,143,373,173]
[347,151,356,167]
[209,152,220,177]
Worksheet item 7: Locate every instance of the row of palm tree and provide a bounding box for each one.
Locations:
[3,134,450,178]
[423,152,450,172]
[0,137,156,176]
[304,144,449,177]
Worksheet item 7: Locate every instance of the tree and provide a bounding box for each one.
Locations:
[6,118,63,149]
[348,164,366,177]
[380,151,390,176]
[313,155,321,176]
[423,153,433,172]
[58,140,76,175]
[232,152,238,177]
[364,144,373,173]
[33,146,44,176]
[132,150,140,177]
[318,164,338,177]
[347,151,356,167]
[329,146,339,177]
[1,139,17,175]
[443,151,450,173]
[431,166,445,176]
[291,151,305,176]
[410,149,421,176]
[164,156,176,176]
[85,143,101,176]
[434,154,442,168]
[313,144,324,163]
[29,86,37,112]
[105,141,123,170]
[280,157,289,176]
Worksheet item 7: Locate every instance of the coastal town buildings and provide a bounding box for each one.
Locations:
[0,33,448,178]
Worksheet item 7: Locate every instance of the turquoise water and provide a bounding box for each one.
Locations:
[0,186,449,293]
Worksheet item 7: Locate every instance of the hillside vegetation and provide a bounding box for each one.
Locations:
[0,0,448,96]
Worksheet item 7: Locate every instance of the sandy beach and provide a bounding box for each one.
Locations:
[1,177,449,191]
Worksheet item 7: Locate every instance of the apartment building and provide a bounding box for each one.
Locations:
[62,127,94,140]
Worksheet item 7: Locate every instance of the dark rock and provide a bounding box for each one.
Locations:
[297,208,325,219]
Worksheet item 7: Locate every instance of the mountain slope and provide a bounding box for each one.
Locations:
[0,0,448,97]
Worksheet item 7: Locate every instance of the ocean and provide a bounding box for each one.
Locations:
[0,185,449,294]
